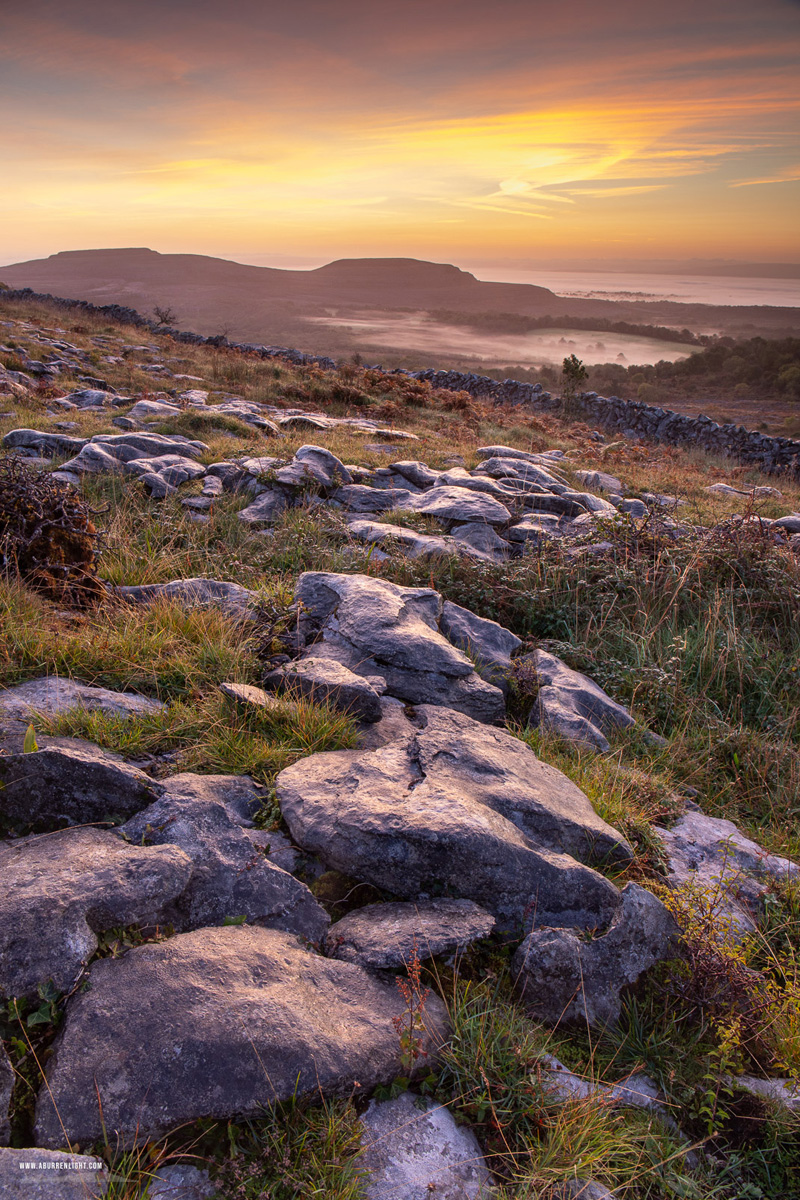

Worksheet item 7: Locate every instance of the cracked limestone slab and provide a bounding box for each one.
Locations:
[276,703,629,928]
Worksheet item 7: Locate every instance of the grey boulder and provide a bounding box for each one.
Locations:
[0,743,161,830]
[389,460,440,488]
[0,677,164,728]
[2,428,87,456]
[359,1091,494,1199]
[332,484,413,513]
[115,577,257,617]
[573,469,623,494]
[120,792,328,941]
[525,650,636,752]
[34,926,447,1147]
[264,655,384,723]
[275,444,352,490]
[513,883,679,1027]
[450,522,511,562]
[438,600,521,692]
[0,827,192,998]
[237,489,288,526]
[276,703,629,927]
[655,808,799,937]
[346,518,453,561]
[325,899,496,969]
[405,486,511,527]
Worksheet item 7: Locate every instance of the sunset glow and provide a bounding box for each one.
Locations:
[2,0,799,265]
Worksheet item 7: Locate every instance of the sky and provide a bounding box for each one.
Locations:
[1,0,799,269]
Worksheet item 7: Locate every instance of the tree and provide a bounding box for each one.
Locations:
[153,305,178,329]
[560,354,588,413]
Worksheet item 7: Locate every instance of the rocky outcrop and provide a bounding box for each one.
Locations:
[276,703,630,927]
[325,899,496,969]
[513,883,679,1027]
[294,572,507,723]
[34,926,447,1147]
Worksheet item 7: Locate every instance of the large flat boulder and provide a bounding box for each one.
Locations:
[34,926,447,1147]
[120,793,329,941]
[0,827,192,998]
[513,883,679,1027]
[295,573,506,723]
[0,743,161,831]
[276,704,629,927]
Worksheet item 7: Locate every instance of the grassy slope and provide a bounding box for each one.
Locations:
[1,296,799,1199]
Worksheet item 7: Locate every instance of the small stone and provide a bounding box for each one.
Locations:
[219,681,285,711]
[358,1091,494,1199]
[325,899,496,969]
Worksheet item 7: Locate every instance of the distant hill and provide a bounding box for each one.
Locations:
[2,248,798,354]
[0,247,558,312]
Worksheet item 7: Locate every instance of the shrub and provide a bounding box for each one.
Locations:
[0,457,104,603]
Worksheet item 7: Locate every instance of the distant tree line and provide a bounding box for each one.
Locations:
[482,336,800,405]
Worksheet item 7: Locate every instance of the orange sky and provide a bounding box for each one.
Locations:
[2,0,799,267]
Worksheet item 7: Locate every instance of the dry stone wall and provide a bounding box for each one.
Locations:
[3,286,799,477]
